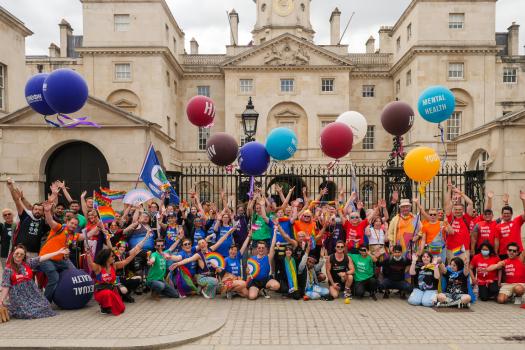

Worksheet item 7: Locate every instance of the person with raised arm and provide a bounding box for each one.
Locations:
[221,228,252,299]
[494,190,525,259]
[415,198,452,263]
[407,252,441,307]
[387,198,422,257]
[436,256,472,307]
[444,181,474,261]
[325,240,355,300]
[487,242,525,306]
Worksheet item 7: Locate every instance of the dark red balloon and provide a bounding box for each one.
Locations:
[206,132,239,166]
[320,122,353,159]
[186,95,216,127]
[380,101,415,136]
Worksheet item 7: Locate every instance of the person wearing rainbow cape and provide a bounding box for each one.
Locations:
[387,199,423,257]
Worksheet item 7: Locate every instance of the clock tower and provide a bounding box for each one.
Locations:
[252,0,314,44]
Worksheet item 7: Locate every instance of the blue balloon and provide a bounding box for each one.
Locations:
[265,127,298,161]
[417,85,456,123]
[24,73,56,115]
[43,68,89,114]
[238,141,270,176]
[53,268,94,310]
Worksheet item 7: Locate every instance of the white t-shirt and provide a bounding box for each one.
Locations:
[368,227,385,245]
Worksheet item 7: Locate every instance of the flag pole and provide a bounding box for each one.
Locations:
[136,143,152,189]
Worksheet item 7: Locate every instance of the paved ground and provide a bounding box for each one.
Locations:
[1,293,524,349]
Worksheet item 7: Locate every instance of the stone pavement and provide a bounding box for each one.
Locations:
[1,294,524,349]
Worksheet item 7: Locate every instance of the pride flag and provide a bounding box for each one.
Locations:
[97,206,116,224]
[93,191,112,208]
[175,266,198,297]
[452,245,464,257]
[99,187,126,200]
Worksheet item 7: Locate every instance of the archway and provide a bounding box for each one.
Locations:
[267,102,308,149]
[45,141,109,203]
[107,89,141,115]
[469,148,490,171]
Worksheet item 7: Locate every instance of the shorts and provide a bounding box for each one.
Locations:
[248,276,271,289]
[330,274,345,291]
[499,283,525,297]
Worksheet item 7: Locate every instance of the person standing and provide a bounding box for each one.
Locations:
[0,209,17,276]
[387,199,422,256]
[494,191,525,260]
[444,184,474,261]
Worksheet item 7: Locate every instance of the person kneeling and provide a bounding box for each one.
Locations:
[350,246,379,300]
[378,245,413,299]
[436,257,472,308]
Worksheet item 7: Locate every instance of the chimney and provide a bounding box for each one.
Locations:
[366,36,375,54]
[330,7,341,45]
[190,38,199,54]
[59,19,73,58]
[49,43,61,58]
[229,9,239,46]
[507,22,520,56]
[378,26,393,53]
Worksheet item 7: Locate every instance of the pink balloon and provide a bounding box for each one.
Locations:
[186,95,216,127]
[320,122,353,159]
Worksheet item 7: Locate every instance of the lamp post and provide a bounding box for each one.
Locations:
[241,97,259,143]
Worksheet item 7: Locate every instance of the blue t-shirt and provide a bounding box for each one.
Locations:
[164,225,178,249]
[269,218,292,244]
[193,228,206,248]
[225,252,242,277]
[128,226,154,250]
[215,226,233,258]
[177,249,197,275]
[252,255,270,281]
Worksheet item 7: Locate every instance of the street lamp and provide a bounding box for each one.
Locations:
[241,97,259,143]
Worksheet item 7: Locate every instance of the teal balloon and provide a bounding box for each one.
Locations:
[265,127,298,161]
[417,85,456,123]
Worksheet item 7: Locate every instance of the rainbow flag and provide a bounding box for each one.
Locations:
[174,266,197,297]
[93,191,112,207]
[284,256,299,293]
[99,187,127,200]
[452,245,464,257]
[97,206,116,224]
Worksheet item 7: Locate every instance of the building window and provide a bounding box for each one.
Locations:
[198,127,210,150]
[173,38,177,53]
[321,78,334,92]
[279,121,295,132]
[165,24,169,39]
[239,79,253,94]
[239,122,247,146]
[406,70,412,86]
[446,111,462,140]
[166,71,170,86]
[448,63,464,79]
[503,67,517,83]
[396,37,401,51]
[114,14,130,32]
[395,80,401,94]
[166,116,171,137]
[114,63,131,81]
[280,79,294,93]
[362,85,375,97]
[407,23,412,41]
[449,13,465,29]
[0,64,5,110]
[362,125,375,150]
[474,150,489,171]
[503,110,511,116]
[197,85,210,97]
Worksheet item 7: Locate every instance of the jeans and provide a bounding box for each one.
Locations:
[305,285,329,300]
[196,274,218,298]
[39,259,75,302]
[408,288,436,307]
[147,280,179,298]
[381,278,413,294]
[354,277,378,297]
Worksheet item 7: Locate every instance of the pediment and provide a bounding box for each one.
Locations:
[112,99,138,109]
[455,98,468,107]
[0,96,153,127]
[222,34,354,68]
[274,109,300,118]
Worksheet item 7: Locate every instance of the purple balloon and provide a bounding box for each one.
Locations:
[25,74,56,115]
[206,132,239,166]
[238,142,270,176]
[43,69,88,114]
[381,101,415,136]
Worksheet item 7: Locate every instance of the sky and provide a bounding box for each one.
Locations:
[0,0,524,55]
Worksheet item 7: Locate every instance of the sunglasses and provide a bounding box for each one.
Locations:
[156,245,164,248]
[336,245,345,249]
[182,243,191,246]
[2,213,12,216]
[429,213,437,216]
[350,216,359,219]
[508,249,518,253]
[13,252,25,256]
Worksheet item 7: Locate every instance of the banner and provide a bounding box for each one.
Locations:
[139,144,180,204]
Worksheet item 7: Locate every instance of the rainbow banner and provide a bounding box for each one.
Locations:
[99,187,127,200]
[93,191,112,208]
[452,245,464,257]
[205,252,225,269]
[174,266,197,297]
[284,256,299,293]
[246,258,260,281]
[97,206,116,224]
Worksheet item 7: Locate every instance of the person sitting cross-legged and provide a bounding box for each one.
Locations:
[436,256,472,308]
[408,252,441,307]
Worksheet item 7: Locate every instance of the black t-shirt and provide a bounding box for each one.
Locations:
[323,223,346,256]
[414,265,439,291]
[444,269,468,295]
[15,210,49,253]
[379,257,411,281]
[1,222,16,258]
[329,254,349,277]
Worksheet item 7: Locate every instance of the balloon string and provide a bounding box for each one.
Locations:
[394,138,405,158]
[57,113,101,128]
[438,123,448,166]
[44,115,61,128]
[349,161,358,200]
[418,181,430,198]
[248,176,255,200]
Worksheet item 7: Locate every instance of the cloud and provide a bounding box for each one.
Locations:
[0,0,523,55]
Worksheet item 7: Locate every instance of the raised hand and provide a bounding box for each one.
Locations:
[81,191,87,198]
[487,190,494,199]
[502,193,510,204]
[520,190,525,201]
[320,187,328,196]
[43,200,53,212]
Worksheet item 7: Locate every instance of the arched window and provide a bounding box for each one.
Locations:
[361,181,376,206]
[471,150,489,171]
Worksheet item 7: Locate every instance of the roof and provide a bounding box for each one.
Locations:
[454,109,525,142]
[0,5,33,36]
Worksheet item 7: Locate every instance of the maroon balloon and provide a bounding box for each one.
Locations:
[380,101,415,136]
[206,132,239,166]
[186,95,216,127]
[320,122,353,159]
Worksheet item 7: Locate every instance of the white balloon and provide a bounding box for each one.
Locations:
[336,111,368,145]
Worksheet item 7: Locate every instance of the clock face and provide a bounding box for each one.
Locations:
[273,0,294,17]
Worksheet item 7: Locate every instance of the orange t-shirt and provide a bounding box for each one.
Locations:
[293,221,317,241]
[422,221,441,244]
[39,224,67,261]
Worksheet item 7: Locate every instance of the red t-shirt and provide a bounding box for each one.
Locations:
[446,214,473,250]
[473,220,498,248]
[503,257,525,284]
[470,254,500,285]
[496,216,524,255]
[344,219,368,250]
[469,214,483,232]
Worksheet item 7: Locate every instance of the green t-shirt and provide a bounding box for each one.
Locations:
[349,254,374,282]
[251,214,272,241]
[77,214,87,229]
[147,251,167,282]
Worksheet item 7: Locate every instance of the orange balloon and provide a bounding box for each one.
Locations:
[403,147,440,182]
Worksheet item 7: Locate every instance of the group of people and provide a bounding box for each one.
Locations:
[1,177,524,320]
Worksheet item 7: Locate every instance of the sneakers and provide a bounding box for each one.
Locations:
[151,291,160,301]
[100,307,111,314]
[514,296,523,305]
[303,295,310,301]
[122,294,135,303]
[371,293,377,301]
[343,289,352,299]
[201,288,211,299]
[260,288,270,299]
[226,291,233,300]
[383,291,390,299]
